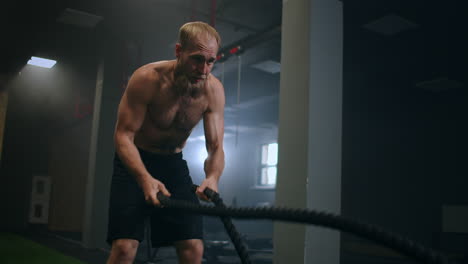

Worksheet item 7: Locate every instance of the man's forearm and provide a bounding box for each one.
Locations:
[204,147,225,181]
[115,134,152,186]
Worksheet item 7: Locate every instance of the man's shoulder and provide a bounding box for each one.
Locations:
[126,61,174,98]
[208,74,223,91]
[206,74,225,108]
[135,60,175,80]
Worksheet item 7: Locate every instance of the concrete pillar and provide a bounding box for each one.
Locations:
[274,0,343,263]
[0,88,8,161]
[82,37,124,249]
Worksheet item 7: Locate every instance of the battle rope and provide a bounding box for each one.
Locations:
[157,190,455,264]
[191,185,251,264]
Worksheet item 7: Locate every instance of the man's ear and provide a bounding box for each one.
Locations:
[175,43,182,59]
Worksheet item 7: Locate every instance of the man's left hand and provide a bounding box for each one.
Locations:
[196,177,218,201]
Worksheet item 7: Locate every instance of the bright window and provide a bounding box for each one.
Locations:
[259,143,278,186]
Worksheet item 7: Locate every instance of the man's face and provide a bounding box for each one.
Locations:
[176,35,218,84]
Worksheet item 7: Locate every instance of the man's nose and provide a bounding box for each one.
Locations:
[197,62,209,74]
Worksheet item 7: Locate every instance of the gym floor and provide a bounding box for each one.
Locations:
[12,225,272,264]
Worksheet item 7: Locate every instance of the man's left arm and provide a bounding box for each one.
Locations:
[196,77,225,200]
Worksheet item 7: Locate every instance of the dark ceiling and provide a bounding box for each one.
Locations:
[2,0,466,82]
[2,0,467,136]
[2,0,282,79]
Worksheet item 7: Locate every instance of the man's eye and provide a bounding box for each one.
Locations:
[193,57,204,63]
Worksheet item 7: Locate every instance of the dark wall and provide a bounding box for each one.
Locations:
[0,88,51,229]
[341,1,468,261]
[48,111,93,232]
[0,24,99,231]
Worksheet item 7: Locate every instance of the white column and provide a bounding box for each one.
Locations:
[82,40,123,248]
[274,0,343,263]
[305,0,343,263]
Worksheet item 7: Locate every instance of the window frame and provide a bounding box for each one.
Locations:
[255,142,278,189]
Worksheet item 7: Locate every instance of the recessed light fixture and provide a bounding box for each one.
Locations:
[27,56,57,69]
[416,77,463,92]
[363,14,419,36]
[57,8,103,28]
[251,60,281,74]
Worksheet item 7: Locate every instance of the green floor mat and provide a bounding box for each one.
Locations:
[0,232,87,264]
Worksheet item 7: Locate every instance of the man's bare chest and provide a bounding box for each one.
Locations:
[147,96,208,131]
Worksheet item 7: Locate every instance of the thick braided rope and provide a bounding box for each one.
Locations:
[157,192,454,264]
[203,189,252,264]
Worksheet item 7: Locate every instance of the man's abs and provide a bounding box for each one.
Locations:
[134,124,193,154]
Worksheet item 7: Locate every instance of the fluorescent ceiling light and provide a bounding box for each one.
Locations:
[27,56,57,69]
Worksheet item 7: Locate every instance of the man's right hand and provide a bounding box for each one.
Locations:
[140,177,171,206]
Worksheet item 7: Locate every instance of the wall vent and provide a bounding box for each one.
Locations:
[57,8,103,28]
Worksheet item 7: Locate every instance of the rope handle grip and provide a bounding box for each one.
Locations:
[156,184,219,203]
[156,184,252,264]
[190,184,219,200]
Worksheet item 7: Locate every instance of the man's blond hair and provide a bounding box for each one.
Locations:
[178,21,221,49]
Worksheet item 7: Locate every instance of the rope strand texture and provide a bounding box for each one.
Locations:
[191,185,251,264]
[157,192,454,264]
[205,191,251,264]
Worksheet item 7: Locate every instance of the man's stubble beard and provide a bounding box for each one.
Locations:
[174,61,206,97]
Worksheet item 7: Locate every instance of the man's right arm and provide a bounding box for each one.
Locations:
[114,67,170,205]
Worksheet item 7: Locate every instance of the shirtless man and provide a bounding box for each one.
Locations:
[106,22,225,264]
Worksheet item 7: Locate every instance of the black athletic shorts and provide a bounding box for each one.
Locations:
[106,148,203,247]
